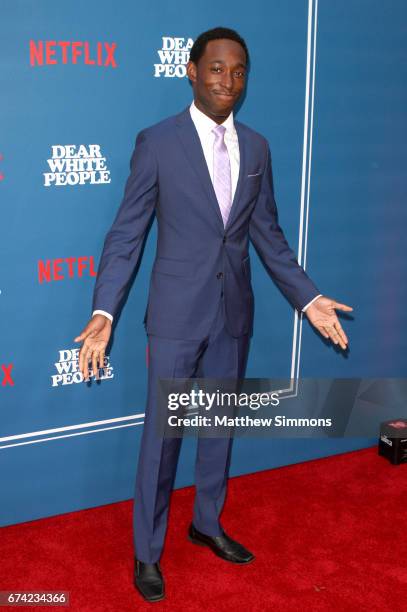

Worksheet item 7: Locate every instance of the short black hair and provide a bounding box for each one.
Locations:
[189,27,249,66]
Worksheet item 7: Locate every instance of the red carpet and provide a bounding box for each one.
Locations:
[1,447,406,611]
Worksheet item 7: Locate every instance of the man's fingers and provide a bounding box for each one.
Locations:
[324,325,347,350]
[75,317,109,382]
[323,325,338,345]
[78,345,85,376]
[317,325,330,340]
[333,302,353,312]
[80,342,107,381]
[79,341,90,378]
[78,330,98,376]
[83,346,94,381]
[92,349,100,381]
[333,320,348,346]
[99,349,106,373]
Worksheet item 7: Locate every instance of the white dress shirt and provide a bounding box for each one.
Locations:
[189,100,240,201]
[92,101,321,322]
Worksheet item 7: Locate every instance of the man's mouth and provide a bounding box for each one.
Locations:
[213,91,236,98]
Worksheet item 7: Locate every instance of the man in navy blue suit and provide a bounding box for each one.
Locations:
[75,27,352,602]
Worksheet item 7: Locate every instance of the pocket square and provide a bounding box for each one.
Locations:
[247,172,261,177]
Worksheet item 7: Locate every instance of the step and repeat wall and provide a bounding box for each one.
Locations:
[1,0,406,525]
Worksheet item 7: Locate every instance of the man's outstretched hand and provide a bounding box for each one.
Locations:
[305,296,353,350]
[74,314,112,381]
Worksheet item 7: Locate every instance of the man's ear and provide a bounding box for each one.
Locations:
[186,61,197,84]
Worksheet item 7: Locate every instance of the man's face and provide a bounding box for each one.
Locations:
[187,39,247,122]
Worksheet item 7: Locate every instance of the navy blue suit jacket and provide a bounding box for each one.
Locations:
[92,106,320,339]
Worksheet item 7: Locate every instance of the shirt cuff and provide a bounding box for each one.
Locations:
[92,309,113,323]
[302,294,323,313]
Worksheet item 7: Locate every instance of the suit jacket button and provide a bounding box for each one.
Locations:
[216,272,223,279]
[222,236,226,244]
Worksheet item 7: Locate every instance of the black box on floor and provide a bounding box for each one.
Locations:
[378,419,407,465]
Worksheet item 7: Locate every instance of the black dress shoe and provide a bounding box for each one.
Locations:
[134,559,165,602]
[187,523,255,564]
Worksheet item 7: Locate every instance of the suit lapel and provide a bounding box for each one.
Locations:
[175,108,249,232]
[224,120,247,231]
[175,107,224,228]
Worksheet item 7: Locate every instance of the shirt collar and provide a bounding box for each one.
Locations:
[190,100,235,136]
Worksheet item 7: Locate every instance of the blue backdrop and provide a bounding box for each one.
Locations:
[1,0,406,526]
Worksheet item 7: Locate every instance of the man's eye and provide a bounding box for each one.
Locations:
[211,67,222,73]
[235,71,245,78]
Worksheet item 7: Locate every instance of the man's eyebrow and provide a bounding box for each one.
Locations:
[209,59,247,68]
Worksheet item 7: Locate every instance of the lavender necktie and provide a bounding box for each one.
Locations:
[212,124,232,227]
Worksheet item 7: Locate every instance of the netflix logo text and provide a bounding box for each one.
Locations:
[38,256,98,283]
[1,364,14,386]
[29,41,117,67]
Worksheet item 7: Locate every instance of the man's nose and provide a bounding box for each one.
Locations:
[220,71,233,90]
